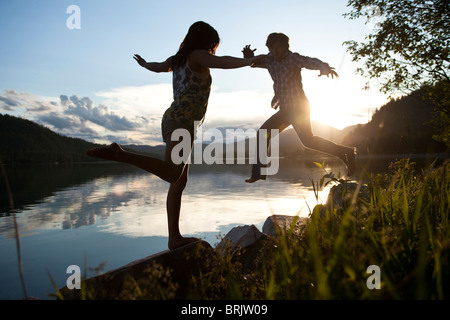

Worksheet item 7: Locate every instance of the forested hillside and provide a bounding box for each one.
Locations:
[0,114,165,164]
[342,89,447,155]
[0,114,101,164]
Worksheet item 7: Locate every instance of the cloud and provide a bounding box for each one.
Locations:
[38,112,79,130]
[61,95,140,131]
[0,89,155,145]
[92,84,282,145]
[95,84,172,116]
[0,85,282,146]
[0,90,22,110]
[95,84,275,133]
[0,89,57,113]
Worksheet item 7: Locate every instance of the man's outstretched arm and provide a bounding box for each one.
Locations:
[293,53,339,78]
[242,45,267,68]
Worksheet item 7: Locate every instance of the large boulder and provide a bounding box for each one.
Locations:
[325,181,369,210]
[312,181,371,219]
[262,215,308,238]
[217,225,266,253]
[216,225,270,271]
[59,240,215,300]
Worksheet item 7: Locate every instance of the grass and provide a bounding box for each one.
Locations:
[50,158,449,300]
[188,158,449,300]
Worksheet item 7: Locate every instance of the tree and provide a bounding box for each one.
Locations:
[343,0,450,148]
[344,0,449,93]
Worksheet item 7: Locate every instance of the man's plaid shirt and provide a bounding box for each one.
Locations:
[260,51,331,110]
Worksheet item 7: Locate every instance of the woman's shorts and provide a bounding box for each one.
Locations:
[161,119,196,143]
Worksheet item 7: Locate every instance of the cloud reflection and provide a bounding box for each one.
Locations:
[0,162,332,240]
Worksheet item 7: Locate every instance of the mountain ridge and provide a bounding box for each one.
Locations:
[0,113,352,163]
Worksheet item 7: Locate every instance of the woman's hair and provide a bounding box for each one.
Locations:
[171,21,220,70]
[266,33,290,49]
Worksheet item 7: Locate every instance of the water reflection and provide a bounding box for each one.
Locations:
[0,158,344,299]
[1,159,335,239]
[0,156,436,299]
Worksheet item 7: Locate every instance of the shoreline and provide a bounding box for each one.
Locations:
[2,152,448,167]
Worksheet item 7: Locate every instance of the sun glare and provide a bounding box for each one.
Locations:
[309,95,362,130]
[304,73,384,130]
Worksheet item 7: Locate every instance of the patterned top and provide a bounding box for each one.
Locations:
[260,51,331,110]
[163,60,212,126]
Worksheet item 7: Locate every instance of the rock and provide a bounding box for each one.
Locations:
[216,225,270,271]
[262,215,308,238]
[325,181,369,209]
[217,225,266,253]
[326,181,370,211]
[313,181,370,218]
[59,240,215,300]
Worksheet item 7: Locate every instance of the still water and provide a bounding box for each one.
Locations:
[0,158,346,300]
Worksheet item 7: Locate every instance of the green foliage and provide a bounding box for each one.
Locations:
[344,0,449,94]
[192,159,450,299]
[344,0,450,148]
[51,160,449,300]
[423,81,450,148]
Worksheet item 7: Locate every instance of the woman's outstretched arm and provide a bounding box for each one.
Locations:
[133,54,174,72]
[190,49,260,70]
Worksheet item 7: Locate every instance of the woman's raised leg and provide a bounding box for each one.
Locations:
[86,141,185,183]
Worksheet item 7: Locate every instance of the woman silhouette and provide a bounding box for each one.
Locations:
[87,21,260,249]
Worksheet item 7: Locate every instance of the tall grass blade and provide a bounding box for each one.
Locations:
[47,270,64,300]
[1,157,28,299]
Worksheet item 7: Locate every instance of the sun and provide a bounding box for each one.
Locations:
[309,96,357,130]
[304,74,378,130]
[302,67,391,131]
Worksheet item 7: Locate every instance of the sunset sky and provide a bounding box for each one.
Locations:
[0,0,389,145]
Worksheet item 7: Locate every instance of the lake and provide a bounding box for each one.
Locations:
[0,157,388,300]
